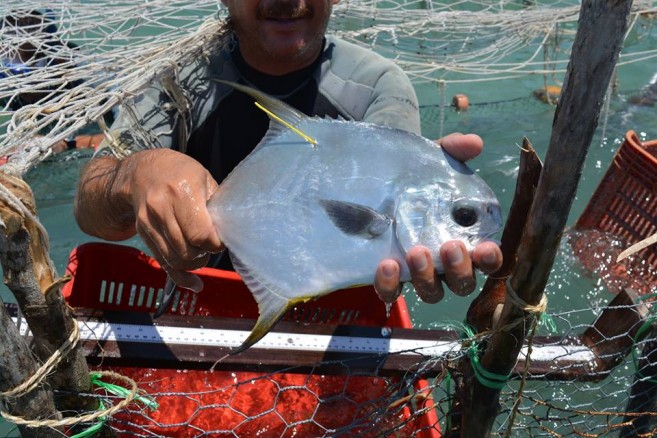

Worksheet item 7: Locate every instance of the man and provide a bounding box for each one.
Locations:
[74,0,502,306]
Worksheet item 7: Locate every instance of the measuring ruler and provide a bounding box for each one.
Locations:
[5,303,596,376]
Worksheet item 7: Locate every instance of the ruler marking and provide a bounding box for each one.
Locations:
[9,317,596,362]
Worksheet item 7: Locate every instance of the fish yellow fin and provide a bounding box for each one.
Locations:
[255,102,317,147]
[213,79,317,147]
[229,252,316,355]
[230,295,314,356]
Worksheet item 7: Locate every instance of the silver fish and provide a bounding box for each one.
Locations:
[207,81,503,354]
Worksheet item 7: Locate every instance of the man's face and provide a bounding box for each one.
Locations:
[222,0,339,74]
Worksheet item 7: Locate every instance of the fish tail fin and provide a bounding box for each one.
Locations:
[229,253,296,355]
[230,293,292,355]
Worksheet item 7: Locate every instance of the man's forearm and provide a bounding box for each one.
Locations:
[74,156,137,241]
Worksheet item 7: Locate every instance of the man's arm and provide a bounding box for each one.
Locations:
[74,154,137,240]
[74,149,223,290]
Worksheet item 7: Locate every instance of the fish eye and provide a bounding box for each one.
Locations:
[452,205,478,227]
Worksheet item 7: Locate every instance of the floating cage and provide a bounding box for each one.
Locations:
[62,242,442,437]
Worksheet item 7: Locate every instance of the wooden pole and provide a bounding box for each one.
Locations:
[0,302,64,437]
[0,174,95,419]
[619,327,657,436]
[466,139,542,334]
[444,140,541,437]
[462,0,634,436]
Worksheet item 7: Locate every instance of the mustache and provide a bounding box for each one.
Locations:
[256,2,313,20]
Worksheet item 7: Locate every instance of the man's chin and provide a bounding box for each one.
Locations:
[261,35,314,61]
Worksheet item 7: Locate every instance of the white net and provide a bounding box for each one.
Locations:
[1,0,656,174]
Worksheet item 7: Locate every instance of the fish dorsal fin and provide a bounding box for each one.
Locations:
[214,79,316,146]
[228,252,301,355]
[319,199,391,239]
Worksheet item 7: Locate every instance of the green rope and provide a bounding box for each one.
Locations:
[539,311,557,334]
[69,401,106,438]
[461,324,510,390]
[630,294,657,383]
[443,370,452,432]
[69,372,158,438]
[90,373,158,410]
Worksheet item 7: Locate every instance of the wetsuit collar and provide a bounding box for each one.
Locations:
[231,39,326,97]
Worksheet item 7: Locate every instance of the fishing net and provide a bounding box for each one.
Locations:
[1,0,657,437]
[1,0,656,172]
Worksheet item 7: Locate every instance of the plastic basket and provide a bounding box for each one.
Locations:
[572,130,657,294]
[62,242,441,437]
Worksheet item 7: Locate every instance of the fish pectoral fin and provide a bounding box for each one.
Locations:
[319,199,391,239]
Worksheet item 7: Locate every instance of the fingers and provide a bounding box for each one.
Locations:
[406,247,444,304]
[164,269,204,293]
[374,260,402,303]
[376,240,503,305]
[440,241,476,297]
[135,194,216,271]
[472,240,503,274]
[437,133,484,162]
[124,150,224,279]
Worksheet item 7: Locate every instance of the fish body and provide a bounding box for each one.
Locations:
[207,81,503,353]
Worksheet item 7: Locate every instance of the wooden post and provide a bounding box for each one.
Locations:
[444,140,541,436]
[462,0,634,436]
[619,326,657,436]
[0,302,64,437]
[466,139,542,334]
[0,174,95,418]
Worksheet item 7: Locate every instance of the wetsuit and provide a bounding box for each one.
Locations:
[100,33,421,268]
[103,34,420,180]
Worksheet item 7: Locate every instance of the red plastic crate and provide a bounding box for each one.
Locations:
[62,242,442,437]
[572,130,657,294]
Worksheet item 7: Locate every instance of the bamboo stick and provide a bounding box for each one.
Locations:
[462,0,634,436]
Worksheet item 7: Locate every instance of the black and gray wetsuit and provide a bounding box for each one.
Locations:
[102,34,420,184]
[100,34,421,269]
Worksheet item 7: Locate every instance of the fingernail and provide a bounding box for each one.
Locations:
[482,251,497,266]
[446,246,464,265]
[411,252,428,271]
[381,263,396,278]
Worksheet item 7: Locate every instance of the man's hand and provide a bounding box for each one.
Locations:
[373,132,503,304]
[74,149,223,290]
